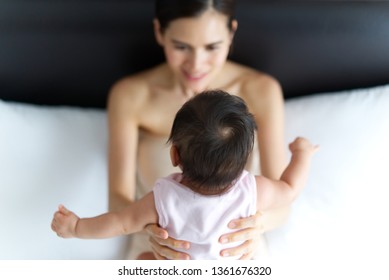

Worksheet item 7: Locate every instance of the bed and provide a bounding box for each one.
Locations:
[1,0,389,260]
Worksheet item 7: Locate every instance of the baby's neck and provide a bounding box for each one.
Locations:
[179,175,230,196]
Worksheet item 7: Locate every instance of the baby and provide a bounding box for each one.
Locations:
[51,90,318,259]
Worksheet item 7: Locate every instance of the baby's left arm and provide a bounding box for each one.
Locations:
[51,192,158,239]
[255,137,319,211]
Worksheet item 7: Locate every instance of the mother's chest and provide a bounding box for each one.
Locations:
[137,131,181,190]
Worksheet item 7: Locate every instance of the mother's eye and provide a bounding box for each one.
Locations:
[174,45,188,51]
[206,45,220,51]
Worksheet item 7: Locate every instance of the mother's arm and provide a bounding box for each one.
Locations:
[107,78,190,259]
[249,75,290,232]
[107,78,141,211]
[219,74,290,259]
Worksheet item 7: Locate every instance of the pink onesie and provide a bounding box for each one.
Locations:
[153,170,257,259]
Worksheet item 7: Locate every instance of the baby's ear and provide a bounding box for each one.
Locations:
[170,145,181,167]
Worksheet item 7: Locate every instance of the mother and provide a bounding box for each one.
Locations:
[108,0,288,260]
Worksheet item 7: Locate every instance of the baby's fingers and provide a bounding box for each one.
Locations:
[51,218,63,238]
[51,221,57,232]
[58,204,70,215]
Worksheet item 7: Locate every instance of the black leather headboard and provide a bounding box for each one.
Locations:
[1,1,389,108]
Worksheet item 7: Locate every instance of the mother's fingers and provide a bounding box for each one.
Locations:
[154,237,190,250]
[220,239,258,258]
[145,224,168,239]
[145,224,190,249]
[149,237,190,260]
[239,252,255,260]
[228,212,264,231]
[149,241,167,260]
[219,227,262,244]
[145,223,191,259]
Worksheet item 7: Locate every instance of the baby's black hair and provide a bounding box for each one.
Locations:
[168,89,256,195]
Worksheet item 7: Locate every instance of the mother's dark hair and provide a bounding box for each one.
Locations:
[155,0,236,33]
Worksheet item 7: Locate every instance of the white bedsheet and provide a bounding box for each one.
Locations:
[1,84,388,260]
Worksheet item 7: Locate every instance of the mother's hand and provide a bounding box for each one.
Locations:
[219,212,265,259]
[145,224,191,260]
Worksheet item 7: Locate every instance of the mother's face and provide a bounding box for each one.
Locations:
[154,9,237,93]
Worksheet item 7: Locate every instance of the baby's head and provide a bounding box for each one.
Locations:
[168,90,256,195]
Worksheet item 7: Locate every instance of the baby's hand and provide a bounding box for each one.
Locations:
[51,204,79,238]
[289,137,319,154]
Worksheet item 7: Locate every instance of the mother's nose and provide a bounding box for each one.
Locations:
[185,50,208,72]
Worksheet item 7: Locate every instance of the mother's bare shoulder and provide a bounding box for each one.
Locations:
[225,63,281,107]
[107,65,167,115]
[226,61,281,96]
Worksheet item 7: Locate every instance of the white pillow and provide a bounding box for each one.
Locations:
[0,101,127,259]
[266,84,389,260]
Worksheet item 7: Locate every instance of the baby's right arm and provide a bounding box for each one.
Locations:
[51,192,158,239]
[256,137,319,211]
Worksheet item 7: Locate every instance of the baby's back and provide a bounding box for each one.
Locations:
[153,171,257,260]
